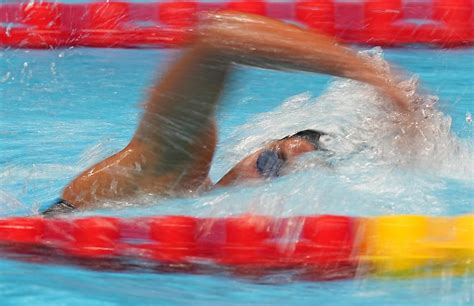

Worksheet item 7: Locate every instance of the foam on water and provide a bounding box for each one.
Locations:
[179,48,472,217]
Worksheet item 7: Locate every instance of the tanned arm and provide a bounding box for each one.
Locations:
[48,11,409,213]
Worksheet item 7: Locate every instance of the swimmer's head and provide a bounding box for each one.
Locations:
[217,129,327,186]
[280,129,327,150]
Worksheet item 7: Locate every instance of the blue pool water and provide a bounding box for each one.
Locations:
[1,45,473,305]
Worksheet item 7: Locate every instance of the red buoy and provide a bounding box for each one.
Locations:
[1,2,66,48]
[0,217,45,244]
[295,0,336,35]
[227,1,267,15]
[218,215,276,266]
[89,2,130,30]
[294,215,356,267]
[433,0,473,44]
[364,0,402,45]
[158,1,198,27]
[43,218,74,247]
[79,2,131,47]
[66,217,121,257]
[21,2,61,29]
[146,216,198,262]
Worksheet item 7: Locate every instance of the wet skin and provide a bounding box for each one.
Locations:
[216,137,318,187]
[51,11,410,212]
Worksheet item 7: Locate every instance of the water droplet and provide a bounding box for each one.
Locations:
[1,72,11,83]
[5,23,12,37]
[466,112,472,125]
[25,0,35,10]
[50,62,57,75]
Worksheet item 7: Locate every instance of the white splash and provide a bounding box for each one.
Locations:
[207,48,473,217]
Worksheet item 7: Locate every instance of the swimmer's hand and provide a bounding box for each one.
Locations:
[378,78,411,111]
[368,72,412,111]
[343,62,411,111]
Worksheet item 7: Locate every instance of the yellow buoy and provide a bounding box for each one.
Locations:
[359,215,438,276]
[358,214,474,277]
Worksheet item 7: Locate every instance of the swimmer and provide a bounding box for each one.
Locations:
[42,12,410,216]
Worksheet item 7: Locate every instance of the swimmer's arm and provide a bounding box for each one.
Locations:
[197,12,409,110]
[134,11,409,183]
[59,31,231,210]
[56,11,410,211]
[132,47,230,182]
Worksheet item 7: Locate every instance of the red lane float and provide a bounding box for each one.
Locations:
[0,1,472,49]
[0,214,473,279]
[0,217,45,244]
[79,2,191,48]
[144,216,199,262]
[1,3,68,49]
[0,215,359,277]
[218,215,276,266]
[296,0,336,36]
[227,0,266,15]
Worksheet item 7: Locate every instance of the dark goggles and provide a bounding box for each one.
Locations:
[255,129,327,178]
[256,150,287,178]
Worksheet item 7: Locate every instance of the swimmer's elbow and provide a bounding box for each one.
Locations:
[193,13,229,53]
[193,11,276,54]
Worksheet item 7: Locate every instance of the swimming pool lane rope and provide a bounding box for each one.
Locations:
[0,214,472,279]
[0,0,473,49]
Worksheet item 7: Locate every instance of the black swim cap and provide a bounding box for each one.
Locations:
[281,129,327,150]
[256,129,327,178]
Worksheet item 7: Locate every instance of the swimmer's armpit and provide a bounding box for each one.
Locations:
[41,198,76,217]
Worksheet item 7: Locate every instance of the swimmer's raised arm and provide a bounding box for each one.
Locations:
[133,12,410,192]
[57,48,229,211]
[47,11,409,214]
[134,11,410,185]
[196,12,409,109]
